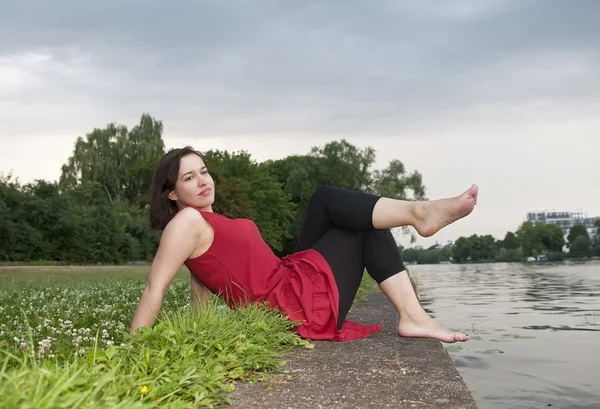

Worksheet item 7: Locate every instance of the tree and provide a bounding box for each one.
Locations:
[495,247,524,263]
[400,245,442,264]
[309,140,376,192]
[567,224,589,249]
[371,159,426,201]
[452,236,472,263]
[439,244,453,262]
[539,224,565,253]
[0,175,38,261]
[593,219,600,257]
[501,232,519,250]
[570,236,591,258]
[451,234,499,263]
[279,140,378,209]
[516,221,565,257]
[470,235,499,261]
[516,222,541,256]
[1,165,159,263]
[60,113,165,207]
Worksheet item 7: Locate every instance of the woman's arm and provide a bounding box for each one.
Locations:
[130,209,204,335]
[190,273,210,310]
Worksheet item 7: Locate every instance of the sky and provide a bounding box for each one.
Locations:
[1,0,599,247]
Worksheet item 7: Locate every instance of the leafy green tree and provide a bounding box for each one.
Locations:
[310,140,376,191]
[567,224,589,249]
[592,219,600,256]
[0,170,159,263]
[371,160,426,201]
[60,113,165,207]
[451,235,499,263]
[470,235,499,261]
[516,222,565,257]
[400,245,442,264]
[0,176,57,261]
[400,246,419,264]
[439,244,453,262]
[570,236,591,258]
[495,247,524,262]
[452,236,472,263]
[516,222,542,257]
[539,224,565,253]
[501,232,519,250]
[280,140,377,208]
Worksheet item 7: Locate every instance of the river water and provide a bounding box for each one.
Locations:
[409,261,600,409]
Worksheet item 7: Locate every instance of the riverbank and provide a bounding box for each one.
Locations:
[231,290,478,409]
[404,256,600,266]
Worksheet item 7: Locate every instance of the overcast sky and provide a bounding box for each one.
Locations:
[1,0,599,247]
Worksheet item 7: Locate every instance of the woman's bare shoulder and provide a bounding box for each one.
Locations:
[163,208,213,259]
[164,208,210,238]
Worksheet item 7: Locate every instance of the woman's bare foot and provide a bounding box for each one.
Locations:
[413,184,479,237]
[399,313,470,343]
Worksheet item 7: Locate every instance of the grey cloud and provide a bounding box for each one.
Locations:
[1,0,599,137]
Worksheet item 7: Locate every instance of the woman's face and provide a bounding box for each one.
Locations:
[168,153,215,211]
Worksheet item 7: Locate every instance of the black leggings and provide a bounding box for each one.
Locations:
[295,185,405,329]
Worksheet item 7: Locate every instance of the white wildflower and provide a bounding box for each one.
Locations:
[37,338,52,358]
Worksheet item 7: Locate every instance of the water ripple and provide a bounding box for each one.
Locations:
[410,261,600,409]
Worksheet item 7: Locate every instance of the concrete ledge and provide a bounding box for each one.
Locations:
[231,291,478,409]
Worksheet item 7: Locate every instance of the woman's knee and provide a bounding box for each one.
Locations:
[308,185,336,208]
[364,229,405,281]
[311,185,337,199]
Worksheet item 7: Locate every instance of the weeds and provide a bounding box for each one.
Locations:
[0,270,308,408]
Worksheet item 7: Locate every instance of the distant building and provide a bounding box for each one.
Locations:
[526,209,599,245]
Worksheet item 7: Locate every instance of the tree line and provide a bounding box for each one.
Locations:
[0,114,427,264]
[402,220,600,265]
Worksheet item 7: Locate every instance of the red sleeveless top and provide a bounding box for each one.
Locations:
[181,209,380,341]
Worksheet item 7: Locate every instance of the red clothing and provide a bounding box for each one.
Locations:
[181,208,380,341]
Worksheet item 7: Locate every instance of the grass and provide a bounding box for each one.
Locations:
[0,266,379,408]
[0,264,152,289]
[354,273,379,305]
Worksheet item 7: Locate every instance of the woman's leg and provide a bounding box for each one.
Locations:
[372,186,478,236]
[295,184,479,252]
[312,228,366,328]
[379,273,469,342]
[295,186,382,328]
[312,227,404,328]
[297,185,474,343]
[295,185,381,252]
[314,227,469,343]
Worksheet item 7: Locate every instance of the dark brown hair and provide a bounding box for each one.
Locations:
[149,146,206,230]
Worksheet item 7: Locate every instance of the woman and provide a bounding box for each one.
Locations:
[131,147,478,343]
